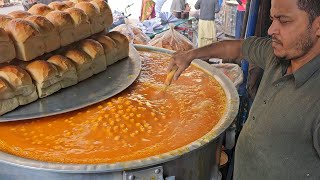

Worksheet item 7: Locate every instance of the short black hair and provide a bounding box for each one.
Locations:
[297,0,320,23]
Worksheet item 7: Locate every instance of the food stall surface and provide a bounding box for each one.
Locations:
[0,49,226,164]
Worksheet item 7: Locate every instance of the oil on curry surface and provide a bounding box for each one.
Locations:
[0,50,226,164]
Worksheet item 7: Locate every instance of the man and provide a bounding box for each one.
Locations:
[235,0,246,39]
[195,0,220,47]
[167,0,320,179]
[140,0,156,21]
[170,0,185,14]
[154,0,167,17]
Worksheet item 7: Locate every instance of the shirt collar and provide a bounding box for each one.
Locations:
[293,55,320,88]
[277,55,320,88]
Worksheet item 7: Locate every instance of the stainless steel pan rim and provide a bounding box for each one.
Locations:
[0,45,239,173]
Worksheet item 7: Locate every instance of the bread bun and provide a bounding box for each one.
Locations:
[63,1,75,7]
[5,19,45,61]
[28,3,54,16]
[92,35,117,65]
[0,15,13,29]
[0,78,15,100]
[46,11,75,46]
[25,60,62,98]
[48,1,69,11]
[90,0,112,27]
[47,55,78,88]
[69,0,90,3]
[74,2,102,34]
[0,65,38,105]
[78,39,106,74]
[0,78,19,116]
[25,15,61,53]
[65,7,91,41]
[106,31,129,61]
[0,28,16,63]
[64,48,93,81]
[8,10,31,19]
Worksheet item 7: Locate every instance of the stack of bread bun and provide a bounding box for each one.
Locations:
[0,0,130,116]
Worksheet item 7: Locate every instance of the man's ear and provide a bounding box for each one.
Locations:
[314,16,320,36]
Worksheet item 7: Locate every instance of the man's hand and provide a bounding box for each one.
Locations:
[167,50,194,81]
[166,40,243,81]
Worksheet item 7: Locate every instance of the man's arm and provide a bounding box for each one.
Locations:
[194,0,200,10]
[214,0,220,13]
[313,115,320,158]
[236,0,242,5]
[168,40,244,80]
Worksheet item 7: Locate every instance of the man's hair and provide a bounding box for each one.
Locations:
[297,0,320,23]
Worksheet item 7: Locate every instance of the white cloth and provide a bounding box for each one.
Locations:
[154,0,167,16]
[198,19,217,47]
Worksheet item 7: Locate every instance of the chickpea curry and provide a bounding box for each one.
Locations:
[0,50,227,164]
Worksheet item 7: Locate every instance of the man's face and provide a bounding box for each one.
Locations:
[268,0,317,60]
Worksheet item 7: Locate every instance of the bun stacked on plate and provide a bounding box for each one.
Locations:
[25,15,60,53]
[46,11,75,46]
[63,1,75,7]
[8,10,31,18]
[5,19,45,61]
[48,1,70,11]
[106,31,129,62]
[0,28,16,63]
[65,7,91,41]
[74,2,102,34]
[0,15,13,28]
[25,60,62,98]
[0,1,134,116]
[90,0,112,28]
[78,39,106,74]
[0,78,19,116]
[64,48,93,81]
[47,55,78,88]
[28,4,54,16]
[0,65,38,106]
[92,34,117,66]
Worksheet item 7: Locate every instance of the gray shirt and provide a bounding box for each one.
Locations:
[195,0,220,20]
[234,37,320,180]
[170,0,185,13]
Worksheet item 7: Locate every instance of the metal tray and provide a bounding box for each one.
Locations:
[0,45,141,122]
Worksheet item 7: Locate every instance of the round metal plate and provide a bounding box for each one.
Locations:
[0,45,141,122]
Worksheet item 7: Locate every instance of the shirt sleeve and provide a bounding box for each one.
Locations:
[241,36,273,70]
[195,0,200,10]
[313,116,320,158]
[214,0,220,13]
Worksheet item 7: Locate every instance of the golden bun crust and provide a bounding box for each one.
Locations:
[4,19,40,43]
[8,10,31,19]
[25,60,59,83]
[78,39,104,58]
[64,48,92,66]
[47,55,75,72]
[74,2,99,18]
[28,3,54,16]
[25,15,55,34]
[90,0,113,25]
[0,15,13,29]
[63,1,75,7]
[45,11,74,27]
[64,7,89,25]
[106,31,129,45]
[48,1,69,11]
[0,65,33,88]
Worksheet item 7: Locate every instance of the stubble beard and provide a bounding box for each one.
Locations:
[277,27,315,61]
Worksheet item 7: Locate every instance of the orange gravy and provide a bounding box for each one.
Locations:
[0,51,226,164]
